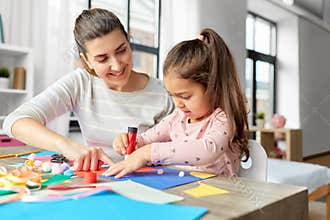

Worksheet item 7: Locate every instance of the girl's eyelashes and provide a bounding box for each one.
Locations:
[172,94,191,100]
[177,93,191,100]
[180,95,191,100]
[167,91,191,100]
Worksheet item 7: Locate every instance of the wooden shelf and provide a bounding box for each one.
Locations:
[0,44,34,131]
[0,44,31,55]
[249,127,303,161]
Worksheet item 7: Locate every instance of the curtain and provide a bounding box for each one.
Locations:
[0,0,88,135]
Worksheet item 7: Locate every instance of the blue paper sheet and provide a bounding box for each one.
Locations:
[100,167,203,190]
[20,150,57,158]
[1,191,207,220]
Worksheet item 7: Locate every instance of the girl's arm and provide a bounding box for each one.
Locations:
[112,109,177,156]
[104,110,231,178]
[136,109,178,147]
[150,111,231,166]
[103,144,151,178]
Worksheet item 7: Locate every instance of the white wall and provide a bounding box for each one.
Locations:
[298,17,330,156]
[249,0,330,156]
[277,17,300,129]
[248,0,301,129]
[160,0,246,84]
[248,0,301,128]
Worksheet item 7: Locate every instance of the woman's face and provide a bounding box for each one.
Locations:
[84,28,132,91]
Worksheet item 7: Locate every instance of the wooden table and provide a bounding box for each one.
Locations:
[0,146,308,219]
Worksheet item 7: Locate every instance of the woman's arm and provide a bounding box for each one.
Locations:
[4,70,113,170]
[11,118,113,171]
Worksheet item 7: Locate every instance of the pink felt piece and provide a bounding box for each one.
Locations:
[24,155,52,162]
[135,167,156,173]
[0,135,25,147]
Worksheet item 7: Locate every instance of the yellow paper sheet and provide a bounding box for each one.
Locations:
[184,183,229,197]
[190,171,216,179]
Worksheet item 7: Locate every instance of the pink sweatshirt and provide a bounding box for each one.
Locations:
[137,108,241,176]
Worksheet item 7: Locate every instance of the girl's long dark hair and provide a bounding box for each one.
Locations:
[163,28,249,160]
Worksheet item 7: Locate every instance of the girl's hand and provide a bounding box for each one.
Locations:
[113,133,128,155]
[102,144,151,178]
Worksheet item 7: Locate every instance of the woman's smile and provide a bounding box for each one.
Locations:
[107,65,126,79]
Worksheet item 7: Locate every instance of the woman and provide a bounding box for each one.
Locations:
[3,8,173,171]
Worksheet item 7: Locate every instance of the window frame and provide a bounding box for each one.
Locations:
[246,12,277,125]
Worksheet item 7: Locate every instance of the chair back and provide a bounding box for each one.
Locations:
[239,139,268,181]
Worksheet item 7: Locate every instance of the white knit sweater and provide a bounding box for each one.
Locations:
[4,68,174,159]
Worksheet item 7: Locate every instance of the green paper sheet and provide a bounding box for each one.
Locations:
[0,189,15,196]
[41,174,70,187]
[101,180,184,204]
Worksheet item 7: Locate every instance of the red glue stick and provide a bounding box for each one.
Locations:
[126,127,138,155]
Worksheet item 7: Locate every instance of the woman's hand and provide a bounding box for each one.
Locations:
[10,118,113,171]
[102,144,151,178]
[113,133,128,155]
[73,146,114,171]
[58,139,114,171]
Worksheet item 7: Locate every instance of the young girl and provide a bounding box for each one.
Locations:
[103,28,249,178]
[3,8,173,171]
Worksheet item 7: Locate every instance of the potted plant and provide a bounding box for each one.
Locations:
[255,112,265,129]
[0,67,10,89]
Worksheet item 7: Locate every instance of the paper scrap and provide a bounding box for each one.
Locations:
[41,174,71,187]
[190,171,216,179]
[103,180,183,204]
[20,151,57,158]
[7,163,25,168]
[135,166,156,173]
[184,183,229,197]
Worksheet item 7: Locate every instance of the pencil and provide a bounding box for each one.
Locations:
[0,149,42,159]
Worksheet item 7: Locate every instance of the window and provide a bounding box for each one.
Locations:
[90,0,161,77]
[245,12,276,126]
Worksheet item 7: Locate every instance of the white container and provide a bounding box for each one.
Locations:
[256,119,265,129]
[0,77,9,89]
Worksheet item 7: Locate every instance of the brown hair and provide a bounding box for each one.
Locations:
[163,28,249,160]
[73,8,128,75]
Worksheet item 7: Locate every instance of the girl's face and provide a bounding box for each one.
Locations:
[83,28,132,91]
[164,72,212,123]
